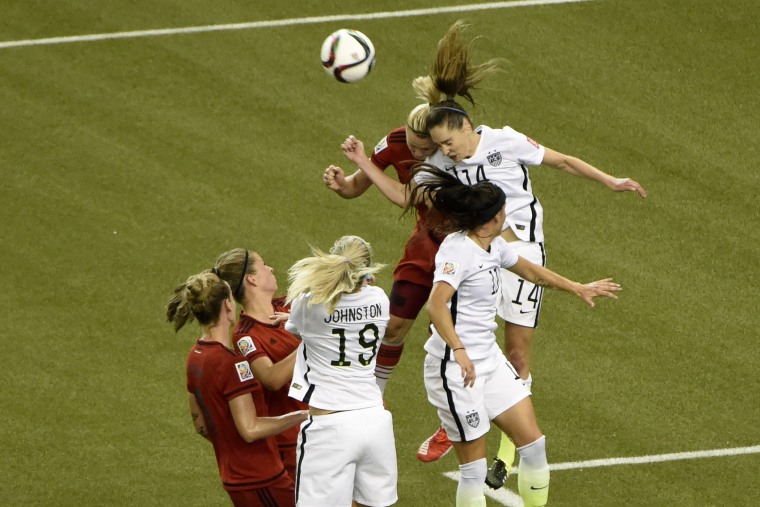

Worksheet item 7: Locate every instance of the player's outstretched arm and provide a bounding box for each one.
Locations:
[507,257,621,307]
[341,135,410,207]
[542,147,648,198]
[229,394,308,443]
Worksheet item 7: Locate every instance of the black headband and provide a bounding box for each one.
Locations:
[406,123,428,137]
[430,105,468,116]
[473,187,506,225]
[235,250,249,299]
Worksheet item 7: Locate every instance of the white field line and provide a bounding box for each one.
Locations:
[0,0,595,50]
[443,445,760,507]
[443,471,524,506]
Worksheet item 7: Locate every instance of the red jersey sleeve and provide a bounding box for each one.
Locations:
[233,334,268,363]
[221,354,262,401]
[370,126,418,184]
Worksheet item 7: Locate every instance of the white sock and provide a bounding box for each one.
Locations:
[523,373,533,392]
[457,458,487,507]
[517,436,550,507]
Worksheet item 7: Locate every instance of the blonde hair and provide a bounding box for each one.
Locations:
[406,102,432,137]
[286,236,385,313]
[166,271,231,332]
[413,20,501,130]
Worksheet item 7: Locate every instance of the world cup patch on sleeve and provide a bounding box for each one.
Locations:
[235,361,254,382]
[443,262,459,275]
[237,336,256,356]
[373,137,388,154]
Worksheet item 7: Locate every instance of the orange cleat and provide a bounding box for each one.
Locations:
[416,426,452,462]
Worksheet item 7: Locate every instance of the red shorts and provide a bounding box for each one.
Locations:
[226,471,295,507]
[389,280,432,320]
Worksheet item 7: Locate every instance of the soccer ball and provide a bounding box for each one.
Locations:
[320,29,376,83]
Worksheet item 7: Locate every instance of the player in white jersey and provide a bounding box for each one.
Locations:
[284,235,397,507]
[407,165,621,507]
[411,19,647,484]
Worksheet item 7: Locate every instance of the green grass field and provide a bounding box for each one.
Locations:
[2,0,758,505]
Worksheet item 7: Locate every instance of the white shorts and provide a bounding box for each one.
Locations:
[497,241,546,328]
[423,352,531,442]
[296,406,397,507]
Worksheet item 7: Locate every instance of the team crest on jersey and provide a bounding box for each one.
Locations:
[526,137,540,149]
[466,410,480,428]
[442,262,459,275]
[235,361,254,382]
[237,336,256,356]
[487,151,502,167]
[373,137,389,154]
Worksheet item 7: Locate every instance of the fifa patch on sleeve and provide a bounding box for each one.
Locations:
[526,137,540,149]
[373,137,388,154]
[235,361,254,382]
[442,262,459,276]
[237,336,256,356]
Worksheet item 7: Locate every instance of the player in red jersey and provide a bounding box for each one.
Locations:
[212,248,309,482]
[324,105,456,463]
[167,269,308,507]
[323,104,439,398]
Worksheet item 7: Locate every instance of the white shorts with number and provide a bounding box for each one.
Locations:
[296,406,397,507]
[424,352,531,442]
[497,241,546,328]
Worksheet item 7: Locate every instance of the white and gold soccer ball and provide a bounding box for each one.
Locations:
[320,29,376,83]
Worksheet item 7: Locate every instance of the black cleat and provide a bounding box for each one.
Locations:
[485,457,509,489]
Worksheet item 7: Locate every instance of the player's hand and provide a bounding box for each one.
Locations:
[269,311,290,326]
[609,177,647,198]
[578,278,621,307]
[453,348,476,388]
[323,164,347,191]
[341,135,369,164]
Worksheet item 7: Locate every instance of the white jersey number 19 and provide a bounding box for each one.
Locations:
[330,323,381,367]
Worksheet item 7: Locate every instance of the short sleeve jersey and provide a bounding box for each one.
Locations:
[424,233,519,361]
[232,297,307,451]
[185,340,285,491]
[424,125,547,242]
[285,286,390,411]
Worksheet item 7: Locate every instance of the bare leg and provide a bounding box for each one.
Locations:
[503,322,535,380]
[384,315,415,345]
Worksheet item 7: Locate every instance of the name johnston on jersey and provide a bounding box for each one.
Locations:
[323,303,383,324]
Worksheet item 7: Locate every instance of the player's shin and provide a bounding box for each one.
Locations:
[517,436,550,507]
[457,458,487,507]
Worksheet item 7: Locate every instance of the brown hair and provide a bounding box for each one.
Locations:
[413,20,500,131]
[213,248,256,303]
[166,271,231,332]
